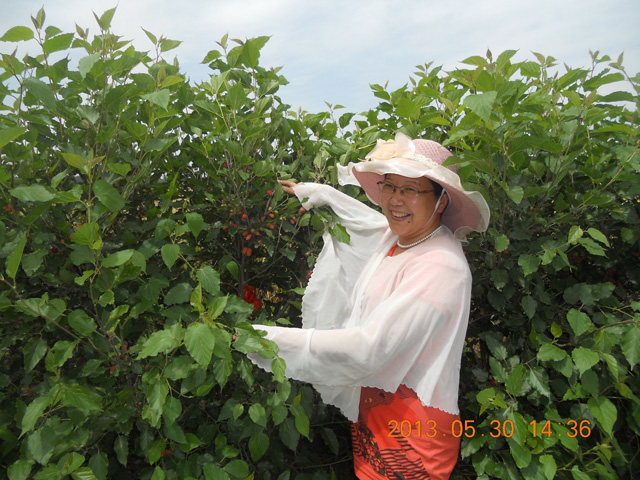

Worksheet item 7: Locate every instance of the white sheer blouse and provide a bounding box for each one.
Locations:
[248,183,471,422]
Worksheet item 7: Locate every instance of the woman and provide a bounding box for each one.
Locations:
[249,133,490,479]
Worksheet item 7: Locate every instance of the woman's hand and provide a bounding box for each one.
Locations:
[278,180,307,215]
[278,179,298,195]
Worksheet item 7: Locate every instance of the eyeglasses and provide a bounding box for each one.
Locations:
[377,181,434,198]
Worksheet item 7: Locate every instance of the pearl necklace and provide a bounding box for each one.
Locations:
[397,226,443,249]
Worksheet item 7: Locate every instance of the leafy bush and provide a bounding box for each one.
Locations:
[1,8,638,480]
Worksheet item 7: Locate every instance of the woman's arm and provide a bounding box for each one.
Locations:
[250,249,470,388]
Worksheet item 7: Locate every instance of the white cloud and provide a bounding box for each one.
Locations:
[1,0,638,113]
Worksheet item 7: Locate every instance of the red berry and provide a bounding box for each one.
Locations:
[110,365,116,371]
[6,206,12,213]
[161,449,171,457]
[268,213,275,218]
[245,234,252,241]
[241,214,248,221]
[51,247,59,253]
[267,190,273,196]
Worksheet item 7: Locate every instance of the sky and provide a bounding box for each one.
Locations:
[1,0,639,114]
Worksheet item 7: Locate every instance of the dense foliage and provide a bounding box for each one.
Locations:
[0,7,638,480]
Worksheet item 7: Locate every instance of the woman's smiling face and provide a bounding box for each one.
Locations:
[379,174,447,245]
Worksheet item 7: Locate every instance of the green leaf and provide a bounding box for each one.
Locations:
[208,296,228,320]
[162,396,182,424]
[94,179,125,212]
[328,223,351,245]
[25,77,56,109]
[0,126,27,149]
[521,295,537,319]
[537,343,567,362]
[578,237,606,256]
[164,282,193,305]
[224,459,249,478]
[482,334,508,361]
[587,396,617,435]
[146,380,169,428]
[568,225,583,244]
[186,212,205,239]
[160,38,182,53]
[76,105,100,125]
[61,153,89,173]
[21,396,50,435]
[294,411,310,438]
[566,309,593,337]
[506,185,524,204]
[70,223,101,248]
[42,33,74,54]
[253,160,272,177]
[272,358,286,383]
[586,227,610,247]
[7,459,34,480]
[571,466,592,480]
[396,97,420,120]
[1,26,34,42]
[68,310,97,336]
[45,340,78,373]
[78,53,100,79]
[144,137,177,152]
[138,327,182,359]
[203,464,230,480]
[61,384,102,412]
[114,436,128,466]
[505,364,525,396]
[27,427,55,465]
[145,439,165,464]
[248,431,269,462]
[197,266,220,295]
[572,347,599,376]
[463,91,497,123]
[6,233,27,279]
[507,437,531,468]
[621,324,640,368]
[23,338,48,372]
[539,454,557,480]
[31,7,45,29]
[227,82,247,110]
[98,290,114,307]
[518,254,540,276]
[161,244,180,269]
[528,367,550,397]
[184,323,215,367]
[10,185,55,203]
[71,467,99,480]
[142,27,157,45]
[101,249,134,268]
[248,404,267,428]
[142,89,170,110]
[95,7,116,30]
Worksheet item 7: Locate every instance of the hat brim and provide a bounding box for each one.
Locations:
[349,158,489,236]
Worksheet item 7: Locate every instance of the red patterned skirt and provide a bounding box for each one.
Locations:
[351,385,460,479]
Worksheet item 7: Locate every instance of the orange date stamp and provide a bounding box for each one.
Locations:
[388,419,592,438]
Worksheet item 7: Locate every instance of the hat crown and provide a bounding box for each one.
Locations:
[412,139,457,173]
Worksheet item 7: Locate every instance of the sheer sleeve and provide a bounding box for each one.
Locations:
[288,183,389,331]
[250,246,470,391]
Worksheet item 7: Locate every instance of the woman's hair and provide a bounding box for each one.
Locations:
[429,179,444,196]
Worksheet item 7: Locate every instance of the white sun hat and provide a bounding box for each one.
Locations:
[338,132,490,240]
